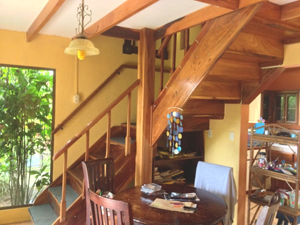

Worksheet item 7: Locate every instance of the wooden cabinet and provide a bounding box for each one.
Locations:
[153,131,204,185]
[247,124,300,225]
[262,91,298,124]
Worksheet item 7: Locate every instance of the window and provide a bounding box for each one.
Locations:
[261,91,298,124]
[0,66,54,208]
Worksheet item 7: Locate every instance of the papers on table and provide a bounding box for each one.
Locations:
[149,198,197,213]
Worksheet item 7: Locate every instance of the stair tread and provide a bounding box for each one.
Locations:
[29,204,57,225]
[110,137,135,145]
[49,185,79,208]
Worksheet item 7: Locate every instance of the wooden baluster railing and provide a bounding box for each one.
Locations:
[106,111,111,158]
[52,80,140,223]
[60,151,68,222]
[125,93,131,155]
[85,130,90,161]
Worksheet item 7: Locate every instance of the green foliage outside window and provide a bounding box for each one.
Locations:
[0,66,53,207]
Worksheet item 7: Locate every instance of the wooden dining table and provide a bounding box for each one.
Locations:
[113,184,227,225]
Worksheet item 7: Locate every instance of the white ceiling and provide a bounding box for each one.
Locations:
[0,0,298,39]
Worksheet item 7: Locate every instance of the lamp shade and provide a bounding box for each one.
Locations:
[64,34,99,60]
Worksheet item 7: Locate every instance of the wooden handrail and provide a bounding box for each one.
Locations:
[52,79,140,161]
[51,64,137,135]
[52,79,140,222]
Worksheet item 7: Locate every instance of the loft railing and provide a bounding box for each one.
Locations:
[51,64,137,135]
[52,79,140,222]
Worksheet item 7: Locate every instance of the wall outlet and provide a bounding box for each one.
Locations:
[208,129,212,138]
[73,94,80,104]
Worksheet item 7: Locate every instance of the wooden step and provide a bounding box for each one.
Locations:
[29,204,57,225]
[49,185,79,209]
[109,137,135,146]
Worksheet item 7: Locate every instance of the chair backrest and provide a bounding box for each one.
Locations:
[255,192,281,225]
[88,189,133,225]
[194,161,237,225]
[82,158,115,193]
[82,158,115,225]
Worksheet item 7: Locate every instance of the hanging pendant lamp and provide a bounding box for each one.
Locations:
[64,0,99,60]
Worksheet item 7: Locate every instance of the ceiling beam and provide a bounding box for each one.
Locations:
[151,3,263,145]
[281,1,300,21]
[194,0,239,10]
[26,0,66,42]
[83,0,158,39]
[102,26,140,40]
[154,5,232,40]
[242,67,285,104]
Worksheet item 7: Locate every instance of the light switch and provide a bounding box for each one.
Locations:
[230,131,234,141]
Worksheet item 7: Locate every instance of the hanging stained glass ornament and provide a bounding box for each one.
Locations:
[166,108,183,156]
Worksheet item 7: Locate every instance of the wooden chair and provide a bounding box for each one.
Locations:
[82,158,115,194]
[255,192,281,225]
[88,189,133,225]
[82,158,116,225]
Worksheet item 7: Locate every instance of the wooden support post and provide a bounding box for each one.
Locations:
[125,93,132,155]
[238,104,249,225]
[136,28,155,185]
[172,34,177,73]
[106,111,111,158]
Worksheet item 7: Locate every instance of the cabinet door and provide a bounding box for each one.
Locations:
[262,93,271,122]
[274,94,285,122]
[286,94,297,123]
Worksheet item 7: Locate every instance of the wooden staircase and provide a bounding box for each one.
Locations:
[28,124,136,225]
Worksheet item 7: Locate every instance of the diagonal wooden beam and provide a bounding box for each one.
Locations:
[26,0,66,42]
[83,0,158,39]
[157,35,172,57]
[281,1,300,21]
[151,3,263,145]
[242,67,285,104]
[195,0,239,10]
[154,5,232,40]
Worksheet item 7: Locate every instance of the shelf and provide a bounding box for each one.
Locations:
[278,205,300,217]
[252,133,299,146]
[250,166,298,183]
[155,155,203,163]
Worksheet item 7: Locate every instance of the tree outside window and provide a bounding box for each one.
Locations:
[0,66,53,207]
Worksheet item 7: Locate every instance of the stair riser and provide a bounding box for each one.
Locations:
[48,191,60,217]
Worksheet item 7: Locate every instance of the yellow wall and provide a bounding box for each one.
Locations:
[0,30,139,223]
[204,104,241,225]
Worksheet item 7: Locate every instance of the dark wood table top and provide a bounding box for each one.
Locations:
[113,184,227,225]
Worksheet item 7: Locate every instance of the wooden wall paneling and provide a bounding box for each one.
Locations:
[227,32,284,62]
[182,99,225,118]
[135,28,155,185]
[182,117,210,132]
[242,67,286,104]
[281,1,300,21]
[151,3,262,145]
[237,104,250,225]
[255,1,280,20]
[207,58,261,81]
[190,80,241,100]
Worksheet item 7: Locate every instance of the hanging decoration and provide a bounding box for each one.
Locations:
[166,108,183,156]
